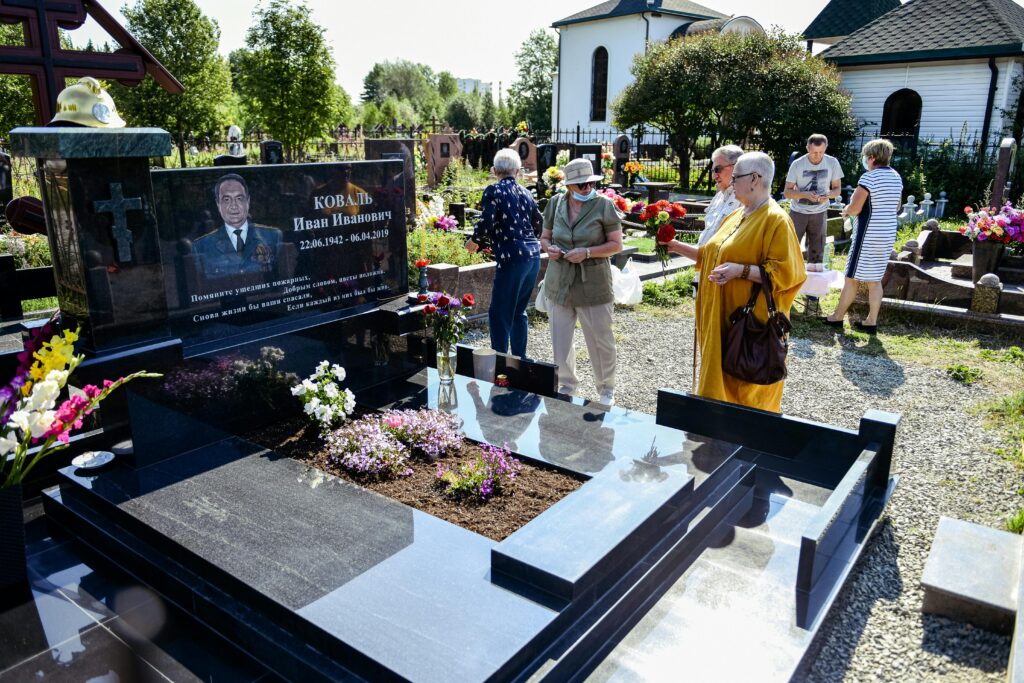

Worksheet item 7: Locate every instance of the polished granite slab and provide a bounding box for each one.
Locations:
[0,502,271,683]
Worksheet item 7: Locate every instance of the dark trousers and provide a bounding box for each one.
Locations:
[789,210,827,263]
[489,257,541,357]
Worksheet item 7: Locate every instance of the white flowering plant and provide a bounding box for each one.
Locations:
[291,361,356,431]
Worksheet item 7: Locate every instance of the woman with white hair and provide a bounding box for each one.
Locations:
[659,152,806,412]
[698,144,744,246]
[466,148,542,357]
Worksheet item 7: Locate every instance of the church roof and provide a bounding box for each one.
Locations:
[822,0,1024,65]
[552,0,727,28]
[802,0,901,41]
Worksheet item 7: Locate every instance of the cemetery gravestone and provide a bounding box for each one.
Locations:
[537,144,557,175]
[511,137,537,173]
[426,133,463,188]
[214,154,247,167]
[572,143,603,179]
[364,138,416,225]
[260,140,284,165]
[0,151,12,212]
[612,135,630,186]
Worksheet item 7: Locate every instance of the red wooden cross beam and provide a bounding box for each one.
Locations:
[0,0,182,125]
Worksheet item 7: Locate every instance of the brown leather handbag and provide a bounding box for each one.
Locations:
[722,266,791,385]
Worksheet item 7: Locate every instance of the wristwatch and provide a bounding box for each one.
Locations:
[586,248,592,259]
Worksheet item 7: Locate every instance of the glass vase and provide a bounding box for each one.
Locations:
[436,344,457,385]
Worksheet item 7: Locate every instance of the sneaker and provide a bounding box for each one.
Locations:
[598,393,615,406]
[558,386,576,397]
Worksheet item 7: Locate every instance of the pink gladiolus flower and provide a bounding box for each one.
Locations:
[83,384,101,398]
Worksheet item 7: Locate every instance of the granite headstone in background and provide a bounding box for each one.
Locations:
[537,144,557,174]
[10,127,172,352]
[214,154,247,167]
[363,138,415,225]
[426,134,462,188]
[612,135,630,186]
[511,137,537,173]
[0,151,12,212]
[260,140,284,165]
[572,143,603,178]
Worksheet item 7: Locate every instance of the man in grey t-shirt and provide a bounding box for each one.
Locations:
[784,133,844,265]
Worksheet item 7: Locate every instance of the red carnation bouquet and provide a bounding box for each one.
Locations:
[419,291,475,353]
[638,199,687,267]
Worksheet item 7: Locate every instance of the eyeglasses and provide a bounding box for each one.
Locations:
[731,172,758,185]
[712,163,733,175]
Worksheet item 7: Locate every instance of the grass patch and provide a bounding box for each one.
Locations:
[946,363,984,385]
[1007,508,1024,534]
[641,270,696,307]
[22,297,57,313]
[624,236,656,253]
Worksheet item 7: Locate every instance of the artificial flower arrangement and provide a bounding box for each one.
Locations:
[599,188,635,215]
[962,205,1024,245]
[291,360,356,432]
[542,166,566,198]
[426,214,459,232]
[516,120,529,135]
[638,199,688,266]
[0,320,158,488]
[419,291,475,353]
[624,160,645,176]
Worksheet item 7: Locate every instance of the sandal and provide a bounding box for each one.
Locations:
[854,321,877,334]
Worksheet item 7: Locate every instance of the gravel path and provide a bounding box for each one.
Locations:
[470,305,1020,682]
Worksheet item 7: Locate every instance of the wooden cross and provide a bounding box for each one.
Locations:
[0,0,182,125]
[93,182,141,262]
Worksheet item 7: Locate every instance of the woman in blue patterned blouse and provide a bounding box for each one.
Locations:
[466,148,543,357]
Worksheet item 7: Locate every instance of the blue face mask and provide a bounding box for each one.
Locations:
[572,189,597,202]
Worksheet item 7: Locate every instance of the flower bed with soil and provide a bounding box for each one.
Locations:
[247,416,585,541]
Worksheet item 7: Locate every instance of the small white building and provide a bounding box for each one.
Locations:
[550,0,762,135]
[815,0,1024,144]
[456,78,492,97]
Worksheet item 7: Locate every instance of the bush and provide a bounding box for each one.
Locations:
[1008,508,1024,534]
[407,228,488,284]
[642,269,696,307]
[0,231,52,268]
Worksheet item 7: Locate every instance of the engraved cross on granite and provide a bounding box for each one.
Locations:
[93,182,142,262]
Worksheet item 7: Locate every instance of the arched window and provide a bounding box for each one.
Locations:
[591,46,608,122]
[881,88,922,146]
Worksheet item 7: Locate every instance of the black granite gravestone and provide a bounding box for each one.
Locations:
[213,154,247,167]
[613,135,630,186]
[0,151,12,212]
[537,144,557,174]
[572,144,603,177]
[260,140,283,165]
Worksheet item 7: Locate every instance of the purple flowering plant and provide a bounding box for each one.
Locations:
[323,408,464,479]
[435,442,522,502]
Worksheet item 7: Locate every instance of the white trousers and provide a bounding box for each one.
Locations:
[548,300,616,397]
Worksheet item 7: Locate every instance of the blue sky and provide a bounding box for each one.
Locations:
[70,0,837,99]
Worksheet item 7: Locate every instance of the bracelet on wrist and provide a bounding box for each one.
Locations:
[741,264,751,280]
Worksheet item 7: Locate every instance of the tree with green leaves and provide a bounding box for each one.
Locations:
[480,92,496,130]
[614,30,854,189]
[234,0,340,161]
[108,0,231,166]
[508,29,557,131]
[437,71,457,101]
[445,93,481,131]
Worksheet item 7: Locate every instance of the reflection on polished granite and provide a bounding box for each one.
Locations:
[0,502,271,682]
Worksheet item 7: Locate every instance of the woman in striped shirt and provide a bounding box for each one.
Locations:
[823,139,903,334]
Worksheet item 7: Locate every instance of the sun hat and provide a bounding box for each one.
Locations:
[561,158,603,186]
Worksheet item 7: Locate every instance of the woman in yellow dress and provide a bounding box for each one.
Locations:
[659,152,805,412]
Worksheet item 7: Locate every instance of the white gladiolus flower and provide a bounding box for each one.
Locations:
[28,410,55,438]
[0,435,18,456]
[28,380,61,411]
[9,410,30,434]
[44,369,69,385]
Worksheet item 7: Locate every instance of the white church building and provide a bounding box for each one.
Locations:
[550,0,762,133]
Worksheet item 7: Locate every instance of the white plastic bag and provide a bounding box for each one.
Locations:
[534,279,549,313]
[612,259,643,305]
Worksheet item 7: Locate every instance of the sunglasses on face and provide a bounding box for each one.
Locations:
[712,163,733,175]
[572,182,594,190]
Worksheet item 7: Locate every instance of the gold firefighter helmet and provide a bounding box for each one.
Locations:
[49,77,126,128]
